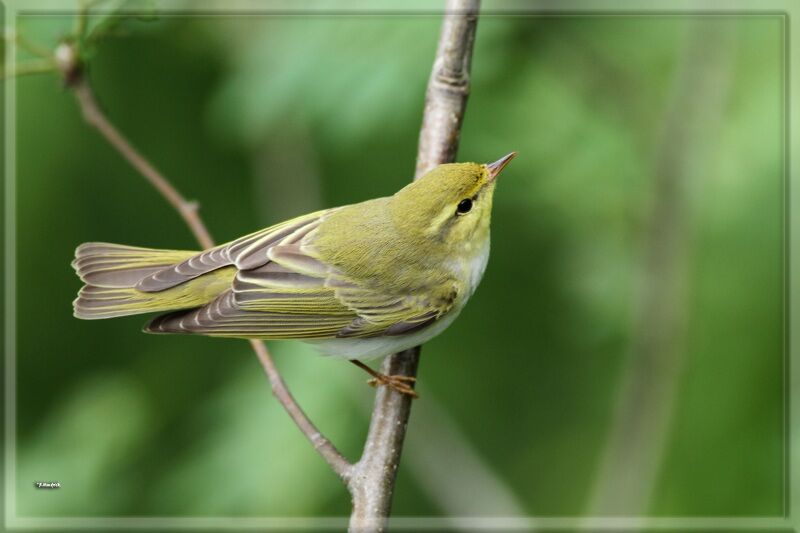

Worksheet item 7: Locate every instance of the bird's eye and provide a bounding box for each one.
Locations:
[456,198,473,215]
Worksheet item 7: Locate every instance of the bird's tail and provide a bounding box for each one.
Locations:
[72,242,233,320]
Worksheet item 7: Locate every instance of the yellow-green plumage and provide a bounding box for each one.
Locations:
[72,155,515,360]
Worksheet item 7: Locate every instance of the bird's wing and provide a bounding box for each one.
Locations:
[145,235,456,339]
[135,210,329,292]
[234,242,455,338]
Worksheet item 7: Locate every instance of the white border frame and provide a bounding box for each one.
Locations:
[3,1,796,530]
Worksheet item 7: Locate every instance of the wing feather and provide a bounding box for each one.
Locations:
[231,213,325,269]
[146,291,351,338]
[143,210,455,339]
[136,211,326,292]
[230,242,452,338]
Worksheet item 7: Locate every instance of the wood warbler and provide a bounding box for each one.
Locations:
[72,153,516,395]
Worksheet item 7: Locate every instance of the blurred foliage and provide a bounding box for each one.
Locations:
[11,9,783,523]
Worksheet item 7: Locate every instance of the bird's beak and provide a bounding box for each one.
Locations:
[486,152,517,182]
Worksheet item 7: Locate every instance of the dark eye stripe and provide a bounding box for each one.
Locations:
[456,199,473,215]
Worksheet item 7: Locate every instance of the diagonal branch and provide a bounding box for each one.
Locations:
[70,78,215,249]
[347,1,481,530]
[56,42,352,481]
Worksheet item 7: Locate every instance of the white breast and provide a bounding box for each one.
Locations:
[309,240,490,361]
[464,240,491,296]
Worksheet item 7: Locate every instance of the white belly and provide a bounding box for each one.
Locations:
[308,240,490,361]
[308,309,461,360]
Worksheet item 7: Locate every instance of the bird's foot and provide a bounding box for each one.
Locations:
[367,374,418,398]
[351,360,418,398]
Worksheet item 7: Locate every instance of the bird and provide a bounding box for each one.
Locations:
[72,152,516,396]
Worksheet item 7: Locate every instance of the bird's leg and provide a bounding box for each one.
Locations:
[350,360,418,398]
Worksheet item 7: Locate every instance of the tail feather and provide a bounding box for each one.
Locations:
[72,242,198,288]
[72,242,234,320]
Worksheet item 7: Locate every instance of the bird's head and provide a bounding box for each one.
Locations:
[390,152,516,252]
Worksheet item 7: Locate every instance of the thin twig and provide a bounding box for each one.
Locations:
[74,0,95,43]
[347,1,480,531]
[249,339,352,478]
[12,30,54,60]
[4,59,56,79]
[59,44,351,481]
[70,78,214,249]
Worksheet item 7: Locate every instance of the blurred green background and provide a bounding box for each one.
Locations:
[10,7,784,524]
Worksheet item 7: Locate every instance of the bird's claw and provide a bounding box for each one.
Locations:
[367,374,418,398]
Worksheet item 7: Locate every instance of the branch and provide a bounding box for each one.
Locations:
[347,1,480,530]
[248,338,351,478]
[55,42,351,481]
[2,59,55,79]
[71,79,215,249]
[415,0,479,179]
